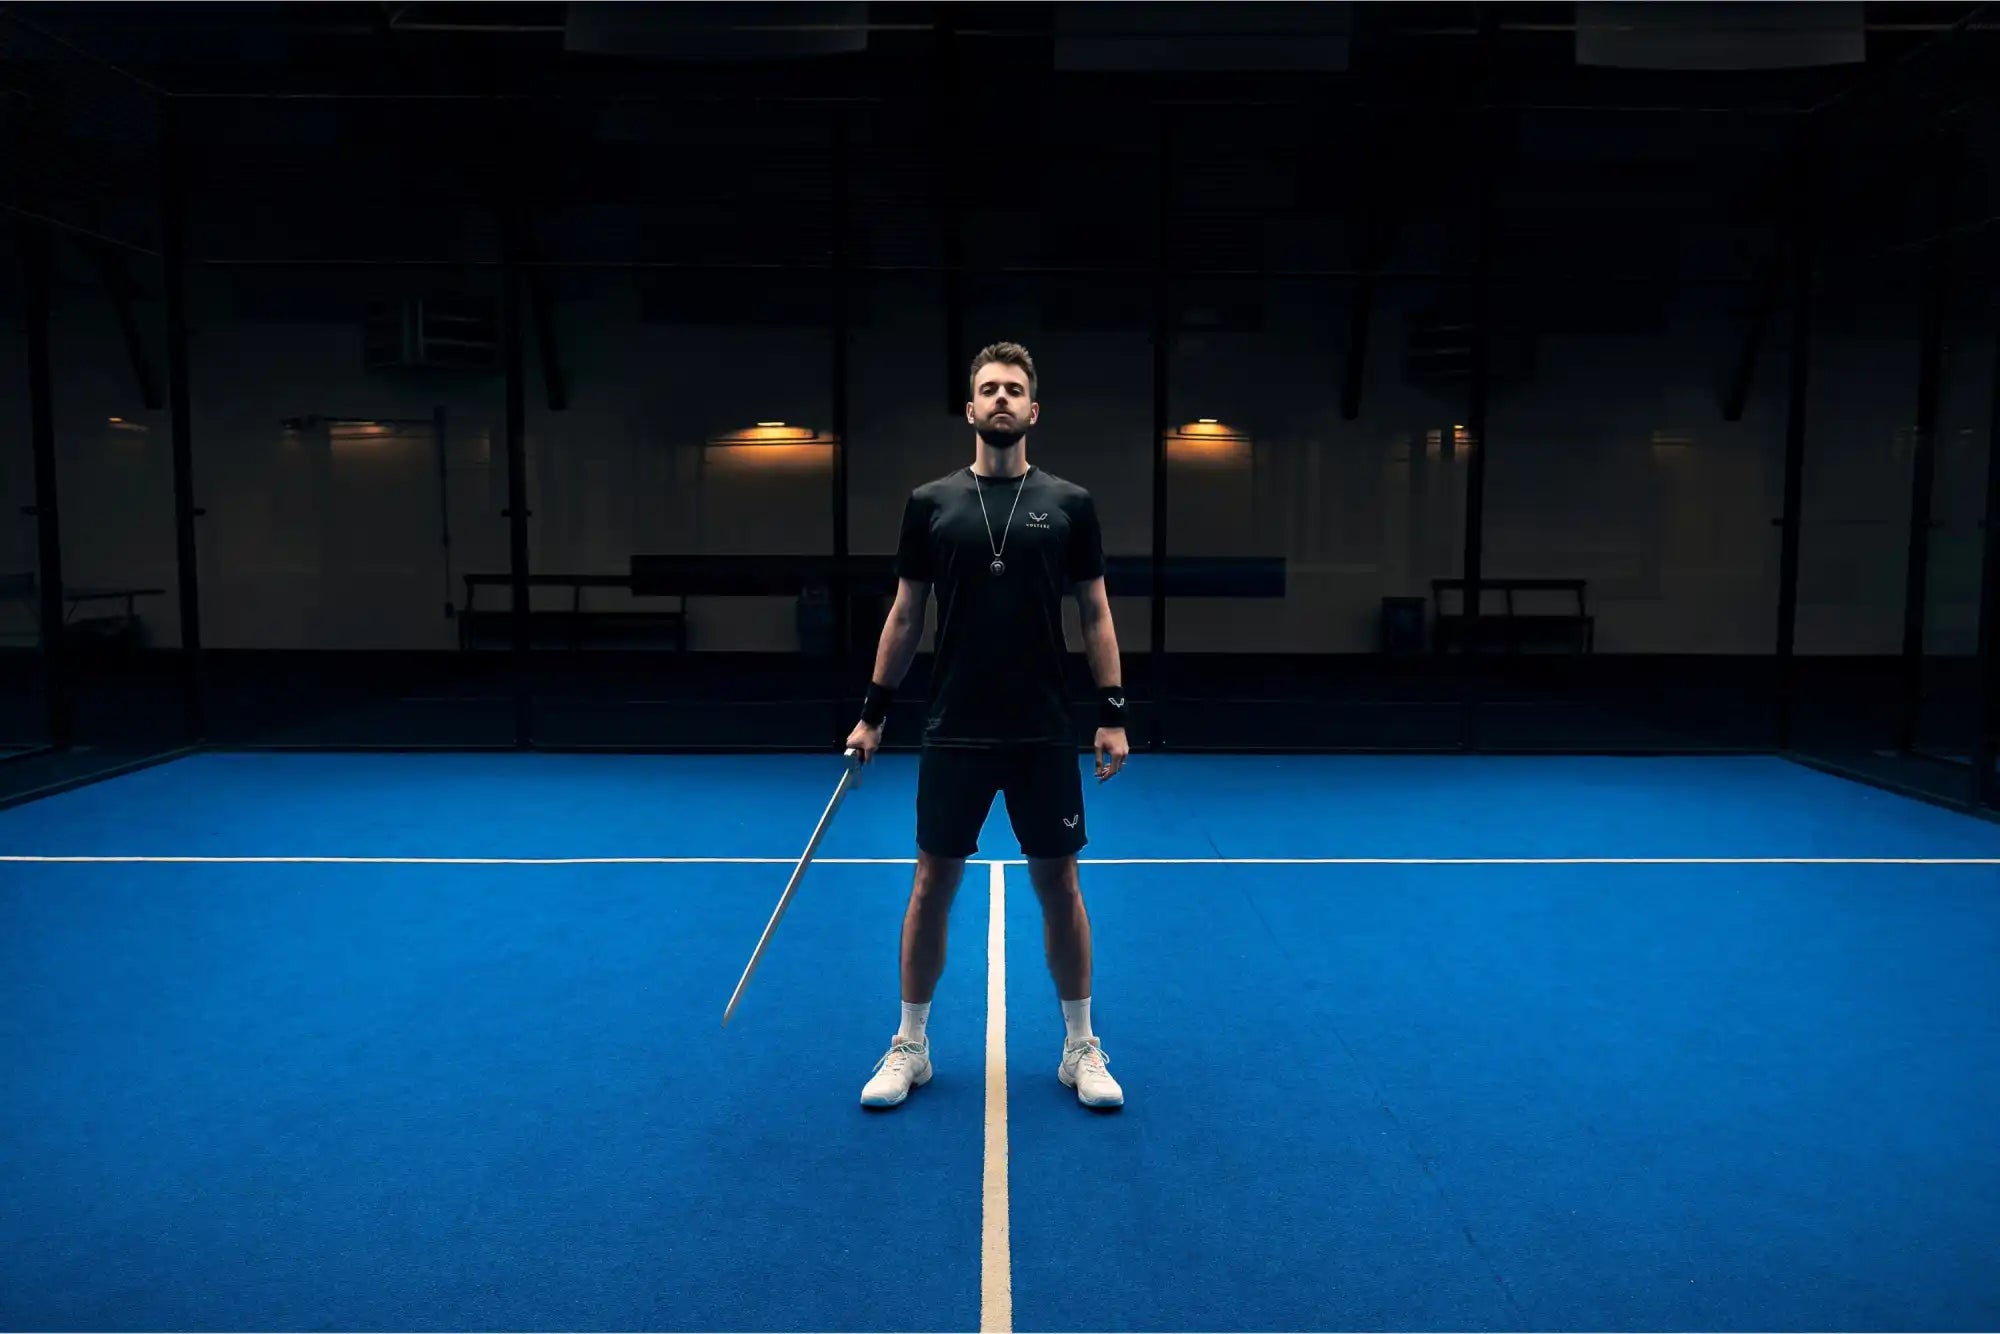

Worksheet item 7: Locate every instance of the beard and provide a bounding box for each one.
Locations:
[975,414,1026,449]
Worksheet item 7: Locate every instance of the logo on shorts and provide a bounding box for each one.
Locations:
[1063,814,1080,828]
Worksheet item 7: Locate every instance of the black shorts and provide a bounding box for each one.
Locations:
[917,743,1088,860]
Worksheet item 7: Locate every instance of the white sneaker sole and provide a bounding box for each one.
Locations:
[861,1065,932,1107]
[1059,1066,1124,1107]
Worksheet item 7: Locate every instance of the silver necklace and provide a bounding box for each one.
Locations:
[973,467,1026,575]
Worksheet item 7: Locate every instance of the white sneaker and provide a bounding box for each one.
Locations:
[1058,1037,1124,1107]
[860,1034,933,1107]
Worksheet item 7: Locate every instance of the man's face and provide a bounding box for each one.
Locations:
[967,361,1038,444]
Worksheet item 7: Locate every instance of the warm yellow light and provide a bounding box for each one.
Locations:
[329,420,395,445]
[1167,419,1250,463]
[706,443,831,470]
[712,423,819,445]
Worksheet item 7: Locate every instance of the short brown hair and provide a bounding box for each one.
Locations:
[970,341,1037,401]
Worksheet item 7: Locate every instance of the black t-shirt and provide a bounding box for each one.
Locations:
[895,465,1105,747]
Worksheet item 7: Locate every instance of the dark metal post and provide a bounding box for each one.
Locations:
[831,109,853,661]
[502,213,531,747]
[434,405,454,621]
[1149,107,1173,751]
[20,220,70,747]
[1972,329,2000,809]
[1774,128,1815,749]
[161,99,205,740]
[1341,243,1379,421]
[1458,108,1494,751]
[1897,146,1955,752]
[934,14,964,417]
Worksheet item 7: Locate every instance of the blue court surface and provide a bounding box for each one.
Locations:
[3,751,1998,1332]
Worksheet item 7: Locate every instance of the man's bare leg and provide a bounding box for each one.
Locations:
[1027,852,1122,1105]
[900,849,967,1008]
[861,850,966,1107]
[1026,854,1090,1002]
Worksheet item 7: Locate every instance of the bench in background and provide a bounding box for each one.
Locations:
[1430,577,1594,654]
[458,556,1288,651]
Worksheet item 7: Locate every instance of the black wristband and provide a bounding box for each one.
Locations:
[860,681,894,727]
[1097,686,1129,729]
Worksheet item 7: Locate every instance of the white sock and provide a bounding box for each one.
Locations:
[1061,997,1093,1042]
[900,1001,930,1044]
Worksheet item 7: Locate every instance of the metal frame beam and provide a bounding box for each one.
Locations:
[1897,138,1959,751]
[830,107,853,660]
[1458,104,1494,750]
[500,201,531,746]
[1722,246,1785,423]
[73,237,164,410]
[1149,106,1173,751]
[1974,320,2000,807]
[160,98,205,741]
[1773,126,1816,748]
[19,217,72,748]
[933,11,965,418]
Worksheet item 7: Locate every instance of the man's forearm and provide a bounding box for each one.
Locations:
[1082,612,1122,692]
[871,612,924,692]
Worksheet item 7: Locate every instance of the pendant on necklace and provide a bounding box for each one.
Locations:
[990,558,1006,575]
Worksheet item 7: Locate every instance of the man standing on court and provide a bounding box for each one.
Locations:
[845,341,1129,1110]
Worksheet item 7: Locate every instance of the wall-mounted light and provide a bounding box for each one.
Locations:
[710,422,821,446]
[1167,418,1251,463]
[705,422,837,469]
[329,420,395,444]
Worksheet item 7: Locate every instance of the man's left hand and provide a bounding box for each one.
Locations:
[1094,727,1130,783]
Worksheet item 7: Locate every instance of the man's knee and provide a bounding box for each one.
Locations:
[912,851,967,907]
[1025,854,1082,904]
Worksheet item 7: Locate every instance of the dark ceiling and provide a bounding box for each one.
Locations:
[2,3,1996,276]
[4,2,1993,106]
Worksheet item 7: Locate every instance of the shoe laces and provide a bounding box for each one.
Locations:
[874,1039,926,1075]
[1068,1040,1110,1074]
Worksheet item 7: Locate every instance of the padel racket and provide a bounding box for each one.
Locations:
[722,747,865,1027]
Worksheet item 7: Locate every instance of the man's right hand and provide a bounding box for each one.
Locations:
[845,720,883,764]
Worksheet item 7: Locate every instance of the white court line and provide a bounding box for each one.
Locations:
[1,855,1997,866]
[981,861,1011,1334]
[0,855,919,865]
[1063,856,2000,866]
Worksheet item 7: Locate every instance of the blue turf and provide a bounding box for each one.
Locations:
[6,750,2000,861]
[1004,862,2000,1331]
[1,861,984,1331]
[3,751,1999,1331]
